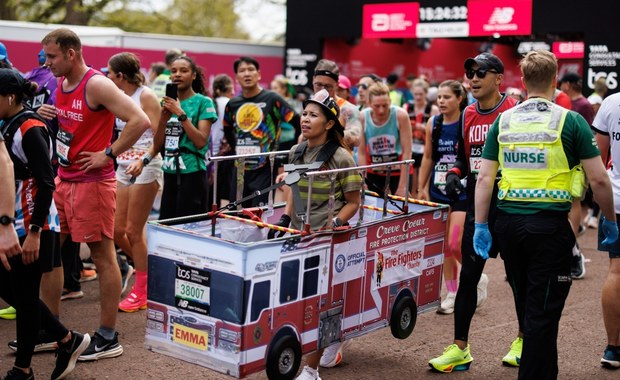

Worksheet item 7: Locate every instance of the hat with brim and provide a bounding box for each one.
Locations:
[464,52,504,74]
[303,89,344,137]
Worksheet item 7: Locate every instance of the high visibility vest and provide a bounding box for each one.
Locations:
[497,98,585,203]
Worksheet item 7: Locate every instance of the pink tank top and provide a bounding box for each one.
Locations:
[55,69,115,182]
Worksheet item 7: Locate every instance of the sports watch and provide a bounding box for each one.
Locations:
[105,146,116,160]
[178,114,188,122]
[29,224,41,233]
[0,215,15,226]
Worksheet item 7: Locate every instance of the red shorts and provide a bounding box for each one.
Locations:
[54,177,116,243]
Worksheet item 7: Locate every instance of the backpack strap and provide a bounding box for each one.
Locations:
[431,114,444,163]
[1,110,51,179]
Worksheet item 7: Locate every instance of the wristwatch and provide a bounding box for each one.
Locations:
[29,224,41,233]
[178,114,188,122]
[332,217,343,228]
[142,153,152,166]
[0,215,15,226]
[105,146,116,160]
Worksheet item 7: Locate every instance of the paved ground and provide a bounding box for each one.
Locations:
[0,226,618,379]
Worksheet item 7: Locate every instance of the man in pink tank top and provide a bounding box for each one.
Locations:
[41,28,150,361]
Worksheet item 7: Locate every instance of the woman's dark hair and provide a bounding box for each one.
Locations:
[212,74,233,98]
[108,52,145,86]
[0,68,37,104]
[173,56,207,95]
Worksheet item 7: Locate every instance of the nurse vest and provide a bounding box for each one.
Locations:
[496,98,585,203]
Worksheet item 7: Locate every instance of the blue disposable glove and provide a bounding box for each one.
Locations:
[473,222,492,260]
[601,216,619,246]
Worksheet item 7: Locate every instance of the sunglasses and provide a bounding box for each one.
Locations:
[357,83,369,90]
[465,68,499,80]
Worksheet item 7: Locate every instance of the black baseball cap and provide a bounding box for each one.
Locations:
[464,53,504,74]
[0,68,25,96]
[558,72,581,84]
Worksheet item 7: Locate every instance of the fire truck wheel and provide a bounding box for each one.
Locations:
[390,295,417,339]
[265,333,302,380]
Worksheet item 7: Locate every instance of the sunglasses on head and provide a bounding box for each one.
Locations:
[465,68,499,80]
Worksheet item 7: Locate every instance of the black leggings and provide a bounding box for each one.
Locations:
[0,231,68,368]
[160,171,208,219]
[453,250,487,342]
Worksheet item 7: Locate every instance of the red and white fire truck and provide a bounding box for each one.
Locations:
[144,158,447,379]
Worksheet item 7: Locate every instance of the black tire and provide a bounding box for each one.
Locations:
[390,295,417,339]
[265,334,302,380]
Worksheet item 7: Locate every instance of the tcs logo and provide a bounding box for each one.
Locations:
[177,267,191,280]
[587,68,618,90]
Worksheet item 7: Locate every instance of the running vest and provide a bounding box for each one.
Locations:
[55,69,115,182]
[363,105,403,176]
[115,86,154,165]
[496,98,585,203]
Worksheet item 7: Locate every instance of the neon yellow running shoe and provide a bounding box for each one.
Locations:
[0,306,16,320]
[502,337,522,367]
[429,344,473,373]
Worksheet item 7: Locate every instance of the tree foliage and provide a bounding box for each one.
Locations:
[0,0,286,41]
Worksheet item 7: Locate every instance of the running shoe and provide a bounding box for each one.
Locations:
[77,332,123,361]
[601,345,620,369]
[476,274,489,308]
[502,337,523,367]
[79,269,97,283]
[295,365,322,380]
[428,344,473,372]
[571,249,586,280]
[118,290,147,313]
[51,331,90,380]
[319,340,352,368]
[0,306,16,320]
[437,292,456,314]
[120,262,134,295]
[8,330,58,353]
[61,289,84,301]
[3,367,34,380]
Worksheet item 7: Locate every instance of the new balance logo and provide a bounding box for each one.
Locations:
[488,7,514,24]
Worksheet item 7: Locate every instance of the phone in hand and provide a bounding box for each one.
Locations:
[165,83,178,99]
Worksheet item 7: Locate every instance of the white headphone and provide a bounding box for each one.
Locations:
[8,96,12,106]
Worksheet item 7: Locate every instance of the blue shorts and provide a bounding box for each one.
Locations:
[597,214,620,259]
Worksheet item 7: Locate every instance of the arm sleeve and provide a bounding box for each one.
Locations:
[22,126,55,228]
[449,113,468,178]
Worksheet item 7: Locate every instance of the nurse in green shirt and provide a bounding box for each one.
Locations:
[156,56,217,219]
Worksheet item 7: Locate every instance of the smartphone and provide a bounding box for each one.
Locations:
[165,83,178,99]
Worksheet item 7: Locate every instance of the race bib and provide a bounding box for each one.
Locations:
[470,157,482,173]
[56,128,74,167]
[165,122,183,151]
[236,145,261,156]
[412,140,425,155]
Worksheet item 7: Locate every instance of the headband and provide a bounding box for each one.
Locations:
[313,69,339,82]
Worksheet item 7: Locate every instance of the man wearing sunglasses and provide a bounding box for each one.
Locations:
[429,52,519,373]
[312,59,362,149]
[355,73,382,111]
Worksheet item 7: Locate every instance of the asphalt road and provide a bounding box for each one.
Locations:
[0,226,618,380]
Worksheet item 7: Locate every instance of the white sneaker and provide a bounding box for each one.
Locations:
[319,340,352,368]
[296,365,321,380]
[476,274,489,308]
[586,215,599,229]
[437,292,456,314]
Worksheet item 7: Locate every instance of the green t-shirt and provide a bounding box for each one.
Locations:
[482,107,600,214]
[162,94,217,174]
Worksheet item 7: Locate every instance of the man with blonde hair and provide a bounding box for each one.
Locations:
[475,49,618,378]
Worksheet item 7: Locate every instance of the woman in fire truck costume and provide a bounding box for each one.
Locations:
[269,88,362,380]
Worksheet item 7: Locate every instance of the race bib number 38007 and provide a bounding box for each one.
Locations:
[174,264,211,316]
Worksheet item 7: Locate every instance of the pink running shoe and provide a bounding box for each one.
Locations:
[118,290,147,313]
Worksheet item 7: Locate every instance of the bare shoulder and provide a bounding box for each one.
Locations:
[139,86,159,104]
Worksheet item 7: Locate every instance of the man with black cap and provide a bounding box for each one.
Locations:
[429,52,520,373]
